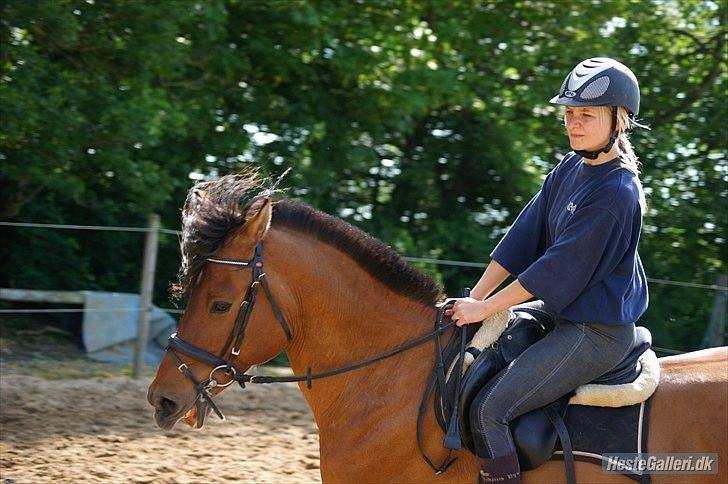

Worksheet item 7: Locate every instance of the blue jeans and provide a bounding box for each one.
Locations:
[470,300,636,459]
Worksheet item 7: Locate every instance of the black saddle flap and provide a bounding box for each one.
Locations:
[512,394,571,470]
[455,312,548,453]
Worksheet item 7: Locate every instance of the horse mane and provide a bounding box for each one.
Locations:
[174,171,444,306]
[271,200,445,305]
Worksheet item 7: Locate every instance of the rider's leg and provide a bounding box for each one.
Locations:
[470,312,635,483]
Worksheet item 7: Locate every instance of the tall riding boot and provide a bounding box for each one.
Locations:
[477,452,521,484]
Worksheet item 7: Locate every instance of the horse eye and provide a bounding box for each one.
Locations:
[210,301,232,314]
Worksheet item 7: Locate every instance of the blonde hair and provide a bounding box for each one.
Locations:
[614,107,647,214]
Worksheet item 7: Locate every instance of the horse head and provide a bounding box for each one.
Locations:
[148,174,296,430]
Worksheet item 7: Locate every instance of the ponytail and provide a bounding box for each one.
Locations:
[615,107,648,214]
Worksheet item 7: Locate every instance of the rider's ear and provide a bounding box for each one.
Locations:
[243,196,272,241]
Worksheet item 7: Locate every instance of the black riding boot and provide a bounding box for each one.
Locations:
[477,452,521,484]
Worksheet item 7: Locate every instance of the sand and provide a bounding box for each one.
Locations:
[0,373,322,483]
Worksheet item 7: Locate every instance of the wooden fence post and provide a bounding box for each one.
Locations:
[701,274,727,348]
[133,214,160,378]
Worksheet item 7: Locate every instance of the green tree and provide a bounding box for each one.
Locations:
[1,0,724,351]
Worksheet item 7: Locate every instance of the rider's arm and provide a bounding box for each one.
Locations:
[470,259,510,300]
[489,167,558,278]
[483,278,534,314]
[450,274,534,325]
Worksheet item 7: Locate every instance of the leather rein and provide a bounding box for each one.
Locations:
[165,240,457,459]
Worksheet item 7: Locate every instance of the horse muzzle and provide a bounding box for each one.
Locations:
[148,388,194,430]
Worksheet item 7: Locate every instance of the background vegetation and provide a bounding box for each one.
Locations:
[1,0,725,351]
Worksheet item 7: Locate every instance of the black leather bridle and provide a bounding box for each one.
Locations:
[166,241,292,427]
[165,240,459,472]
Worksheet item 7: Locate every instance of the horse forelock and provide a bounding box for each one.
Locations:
[173,170,271,302]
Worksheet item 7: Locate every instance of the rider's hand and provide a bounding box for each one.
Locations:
[444,297,491,326]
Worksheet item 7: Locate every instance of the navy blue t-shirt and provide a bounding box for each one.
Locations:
[491,152,648,325]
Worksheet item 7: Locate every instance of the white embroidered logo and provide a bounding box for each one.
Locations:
[567,202,577,214]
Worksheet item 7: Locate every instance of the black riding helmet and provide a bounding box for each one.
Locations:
[550,57,641,159]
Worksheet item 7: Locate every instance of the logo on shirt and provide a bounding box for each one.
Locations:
[567,202,577,214]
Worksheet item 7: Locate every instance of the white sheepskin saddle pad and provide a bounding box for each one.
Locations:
[451,310,660,407]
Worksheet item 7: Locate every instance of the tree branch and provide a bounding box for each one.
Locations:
[671,29,710,50]
[651,33,724,129]
[0,178,45,219]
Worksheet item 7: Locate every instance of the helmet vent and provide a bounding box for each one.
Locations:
[581,76,611,99]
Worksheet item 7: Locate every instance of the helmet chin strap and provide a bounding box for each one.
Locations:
[575,106,618,160]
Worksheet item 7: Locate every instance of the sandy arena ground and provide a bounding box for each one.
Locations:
[0,373,322,483]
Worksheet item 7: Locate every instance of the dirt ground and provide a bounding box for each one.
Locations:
[0,372,322,483]
[0,321,322,484]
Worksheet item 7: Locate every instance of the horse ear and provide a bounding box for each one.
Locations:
[243,196,272,241]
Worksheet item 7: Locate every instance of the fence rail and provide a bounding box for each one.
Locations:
[2,221,725,292]
[0,307,183,315]
[1,219,725,355]
[0,303,690,355]
[0,221,180,235]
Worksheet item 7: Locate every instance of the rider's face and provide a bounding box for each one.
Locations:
[564,106,612,152]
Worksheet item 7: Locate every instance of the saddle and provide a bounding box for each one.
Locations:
[433,308,656,481]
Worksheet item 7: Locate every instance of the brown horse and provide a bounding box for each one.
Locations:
[148,173,727,483]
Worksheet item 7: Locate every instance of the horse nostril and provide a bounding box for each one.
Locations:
[159,396,179,416]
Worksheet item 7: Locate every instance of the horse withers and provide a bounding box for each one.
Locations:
[147,173,727,483]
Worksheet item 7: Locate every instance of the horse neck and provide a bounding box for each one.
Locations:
[266,228,440,422]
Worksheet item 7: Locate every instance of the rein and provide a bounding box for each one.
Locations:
[165,241,457,462]
[168,314,456,388]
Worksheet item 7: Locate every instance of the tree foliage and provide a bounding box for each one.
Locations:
[1,0,725,350]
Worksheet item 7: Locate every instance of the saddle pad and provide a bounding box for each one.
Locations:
[551,398,652,483]
[569,349,660,407]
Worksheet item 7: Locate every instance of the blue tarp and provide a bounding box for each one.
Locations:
[82,291,177,364]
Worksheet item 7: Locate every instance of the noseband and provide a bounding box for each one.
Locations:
[164,240,458,468]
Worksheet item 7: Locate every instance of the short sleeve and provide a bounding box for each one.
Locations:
[517,206,628,312]
[490,171,554,276]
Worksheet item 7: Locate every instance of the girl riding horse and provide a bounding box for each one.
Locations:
[447,57,649,484]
